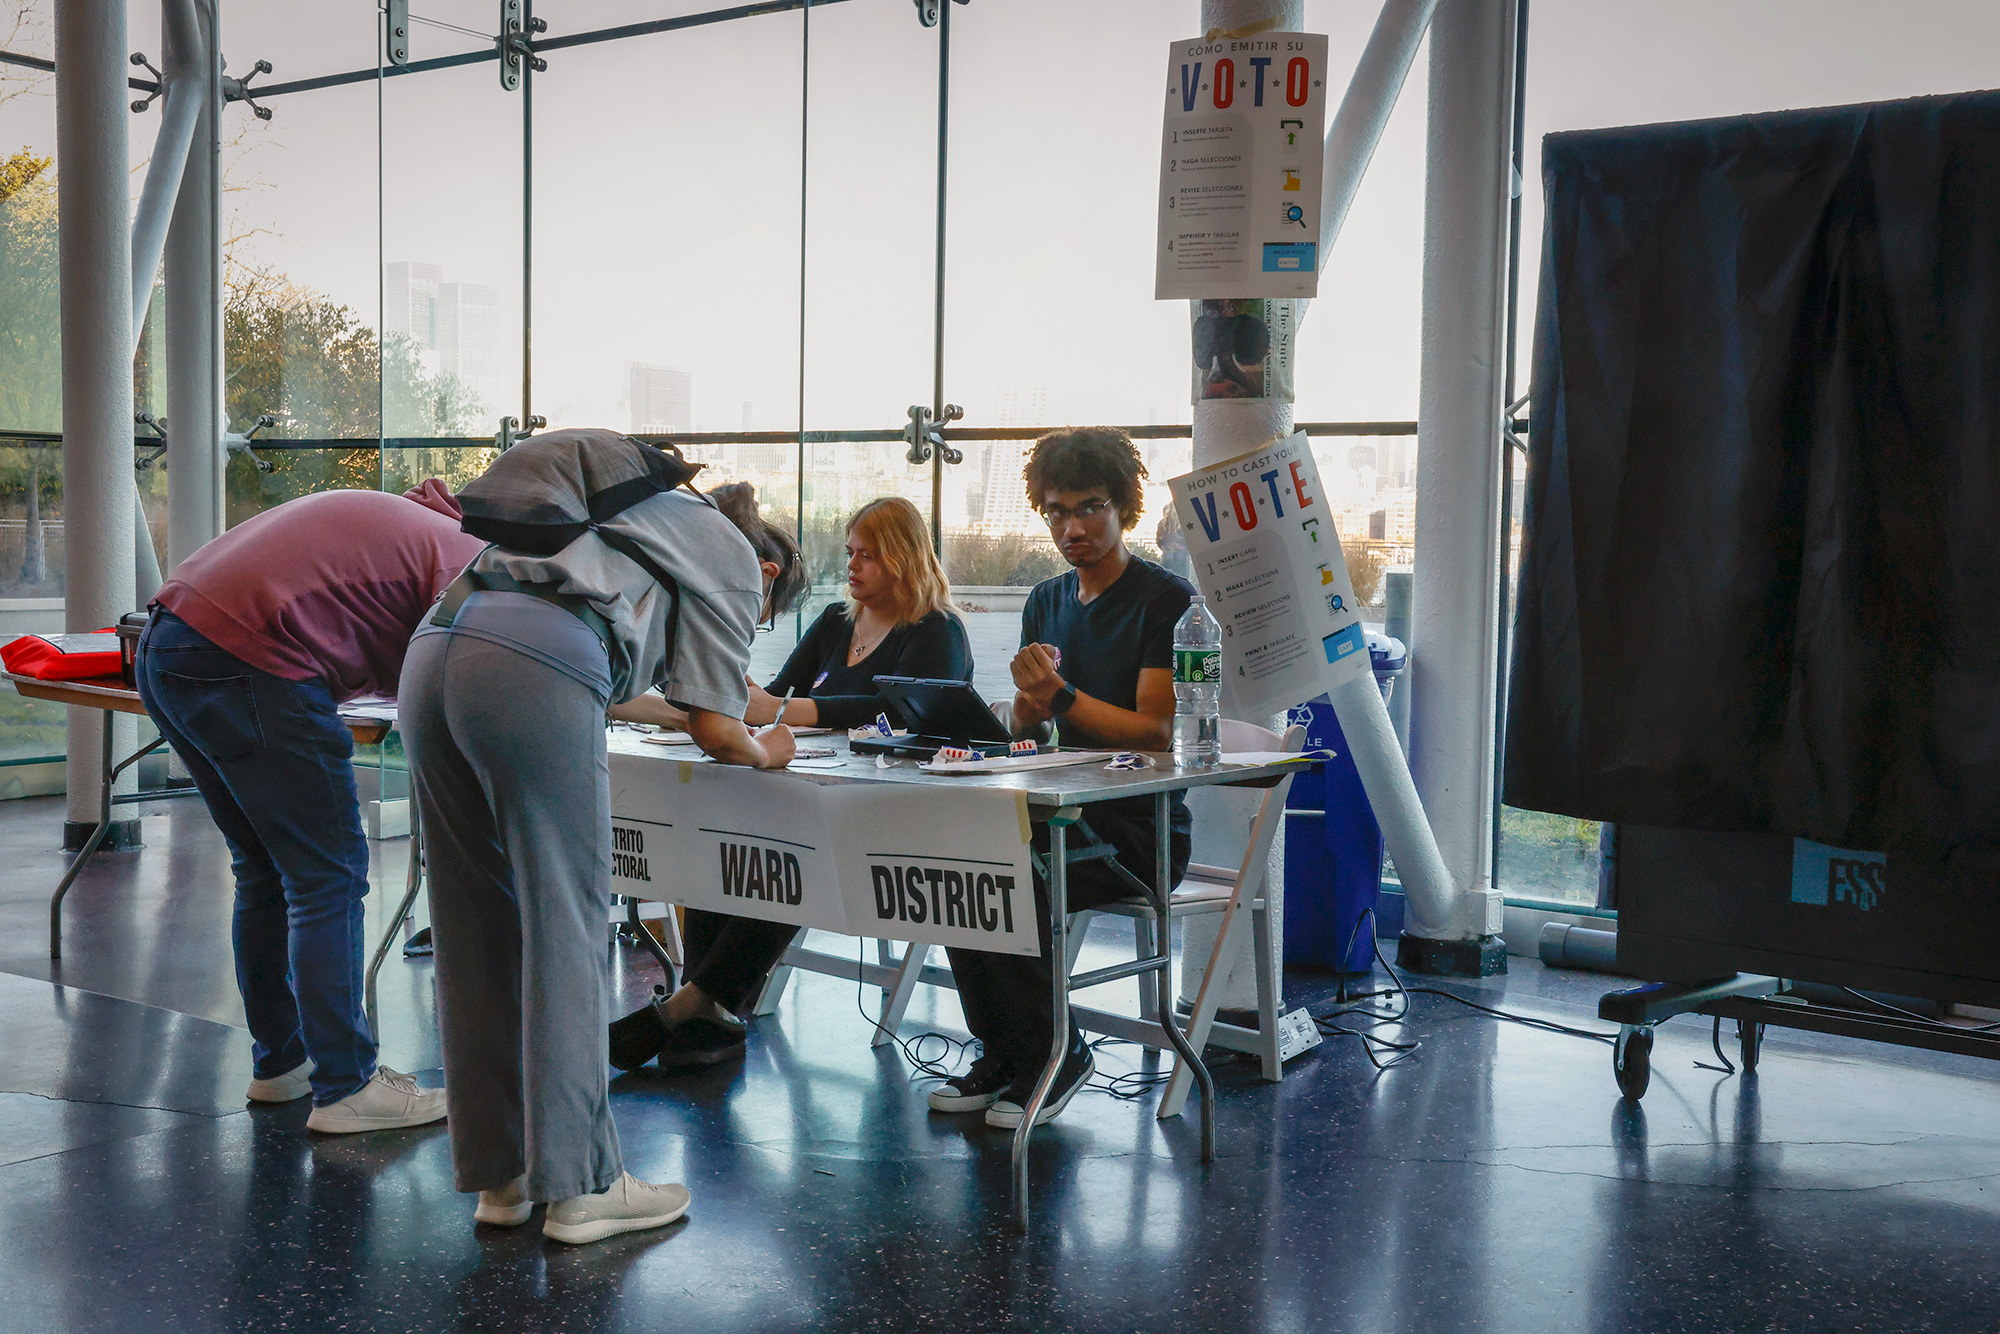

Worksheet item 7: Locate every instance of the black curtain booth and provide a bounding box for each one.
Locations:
[1505,91,2000,997]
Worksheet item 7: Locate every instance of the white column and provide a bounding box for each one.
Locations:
[164,0,224,568]
[1409,0,1517,941]
[1181,0,1302,1011]
[55,0,139,834]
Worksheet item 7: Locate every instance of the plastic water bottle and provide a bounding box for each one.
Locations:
[1172,595,1222,767]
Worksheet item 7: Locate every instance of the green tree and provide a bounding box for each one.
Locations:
[219,269,495,522]
[0,147,59,433]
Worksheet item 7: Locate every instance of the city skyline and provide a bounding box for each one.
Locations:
[384,260,506,419]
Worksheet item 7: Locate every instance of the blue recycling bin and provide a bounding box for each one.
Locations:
[1282,633,1406,972]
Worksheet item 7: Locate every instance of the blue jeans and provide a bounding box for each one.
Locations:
[136,610,376,1105]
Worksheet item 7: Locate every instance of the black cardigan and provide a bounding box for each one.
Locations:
[767,604,973,730]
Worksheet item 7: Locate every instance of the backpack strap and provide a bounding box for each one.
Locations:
[591,526,684,690]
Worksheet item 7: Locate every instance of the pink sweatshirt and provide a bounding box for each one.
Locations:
[154,482,486,700]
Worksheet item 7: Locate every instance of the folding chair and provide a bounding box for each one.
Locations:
[1065,719,1306,1118]
[750,935,935,1047]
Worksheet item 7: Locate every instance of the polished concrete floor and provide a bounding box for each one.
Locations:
[3,794,2000,1333]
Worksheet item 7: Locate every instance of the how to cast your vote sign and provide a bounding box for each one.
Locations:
[608,753,1040,957]
[1167,432,1371,720]
[1156,32,1330,300]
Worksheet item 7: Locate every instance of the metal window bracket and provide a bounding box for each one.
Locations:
[498,2,547,92]
[224,413,278,473]
[386,0,411,66]
[127,52,165,113]
[134,413,169,470]
[913,0,970,28]
[495,414,545,451]
[223,59,275,120]
[904,403,962,466]
[1503,391,1530,453]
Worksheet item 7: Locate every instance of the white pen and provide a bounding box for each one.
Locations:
[774,686,795,728]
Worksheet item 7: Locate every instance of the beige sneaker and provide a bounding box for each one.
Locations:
[305,1067,448,1134]
[474,1176,533,1227]
[246,1058,315,1104]
[542,1172,690,1245]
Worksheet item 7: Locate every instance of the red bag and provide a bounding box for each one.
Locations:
[1,632,124,681]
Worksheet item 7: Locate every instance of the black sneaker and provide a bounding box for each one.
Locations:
[926,1052,1016,1112]
[608,987,671,1071]
[655,1008,749,1070]
[984,1042,1094,1128]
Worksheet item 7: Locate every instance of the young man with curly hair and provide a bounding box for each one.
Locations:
[928,426,1195,1128]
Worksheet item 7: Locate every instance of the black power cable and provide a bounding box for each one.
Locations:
[1311,908,1621,1071]
[851,937,976,1083]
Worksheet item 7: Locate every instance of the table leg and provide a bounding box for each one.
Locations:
[1152,789,1214,1162]
[1012,807,1076,1233]
[626,898,677,985]
[365,798,424,1036]
[49,714,166,961]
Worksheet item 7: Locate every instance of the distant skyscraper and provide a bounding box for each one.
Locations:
[385,262,504,415]
[973,387,1050,535]
[437,281,502,409]
[1377,437,1415,488]
[384,261,442,350]
[628,362,692,435]
[741,401,754,431]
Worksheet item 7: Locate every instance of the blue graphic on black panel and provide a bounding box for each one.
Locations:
[1790,839,1887,911]
[1263,241,1316,272]
[1322,622,1364,665]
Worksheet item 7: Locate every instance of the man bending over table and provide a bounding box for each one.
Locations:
[930,427,1194,1128]
[136,483,481,1131]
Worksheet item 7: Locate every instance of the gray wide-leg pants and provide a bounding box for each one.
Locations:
[399,628,622,1202]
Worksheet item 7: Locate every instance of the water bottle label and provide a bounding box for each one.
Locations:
[1175,648,1221,684]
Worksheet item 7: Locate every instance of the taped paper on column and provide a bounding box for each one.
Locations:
[1156,33,1331,300]
[609,754,848,933]
[824,785,1037,958]
[1191,297,1295,403]
[1167,431,1371,718]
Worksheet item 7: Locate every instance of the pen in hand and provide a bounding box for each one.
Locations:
[767,686,795,730]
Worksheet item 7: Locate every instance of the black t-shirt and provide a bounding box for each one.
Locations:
[1021,555,1195,835]
[769,603,973,731]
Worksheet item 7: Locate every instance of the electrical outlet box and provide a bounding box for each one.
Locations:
[1277,1007,1323,1062]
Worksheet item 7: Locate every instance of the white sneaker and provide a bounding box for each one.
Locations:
[474,1176,533,1227]
[305,1067,448,1134]
[983,1049,1094,1129]
[542,1172,691,1245]
[246,1058,315,1104]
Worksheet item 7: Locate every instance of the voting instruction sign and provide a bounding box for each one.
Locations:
[608,752,1039,957]
[1167,432,1371,719]
[1156,32,1330,300]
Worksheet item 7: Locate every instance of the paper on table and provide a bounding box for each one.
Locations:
[641,727,832,745]
[920,750,1114,776]
[1221,750,1326,766]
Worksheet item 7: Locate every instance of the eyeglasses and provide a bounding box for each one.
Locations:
[1042,498,1114,526]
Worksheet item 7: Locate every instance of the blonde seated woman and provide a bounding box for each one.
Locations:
[609,495,973,1071]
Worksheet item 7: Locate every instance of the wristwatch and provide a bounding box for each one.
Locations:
[1049,682,1078,715]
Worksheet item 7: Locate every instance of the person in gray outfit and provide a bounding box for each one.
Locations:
[400,431,807,1245]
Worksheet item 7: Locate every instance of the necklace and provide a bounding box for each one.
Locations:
[848,612,891,665]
